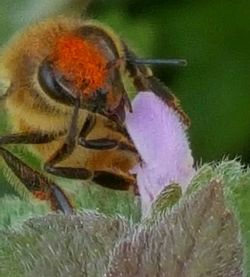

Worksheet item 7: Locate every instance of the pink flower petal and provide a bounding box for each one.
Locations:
[125,91,195,214]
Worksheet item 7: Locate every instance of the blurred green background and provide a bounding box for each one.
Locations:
[0,0,249,163]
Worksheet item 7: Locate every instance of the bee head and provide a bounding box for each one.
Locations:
[51,35,109,96]
[38,32,129,122]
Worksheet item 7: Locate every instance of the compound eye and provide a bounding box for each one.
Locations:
[38,59,77,105]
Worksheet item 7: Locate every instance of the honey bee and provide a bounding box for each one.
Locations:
[0,16,189,214]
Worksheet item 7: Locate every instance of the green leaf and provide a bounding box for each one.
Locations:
[106,181,243,276]
[144,183,182,223]
[0,212,130,277]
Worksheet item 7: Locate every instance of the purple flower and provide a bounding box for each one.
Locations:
[126,91,195,214]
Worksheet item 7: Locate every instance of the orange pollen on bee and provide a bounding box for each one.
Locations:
[52,35,108,94]
[33,190,49,201]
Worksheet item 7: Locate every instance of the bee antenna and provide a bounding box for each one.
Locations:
[129,58,187,67]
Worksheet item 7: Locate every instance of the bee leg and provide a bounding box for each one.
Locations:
[40,113,137,189]
[79,114,117,149]
[44,99,93,179]
[44,102,136,179]
[80,137,137,153]
[92,170,136,191]
[0,146,74,214]
[0,131,65,145]
[123,44,190,126]
[46,164,135,191]
[78,114,137,153]
[45,163,93,179]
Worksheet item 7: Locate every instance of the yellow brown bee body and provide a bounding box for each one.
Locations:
[0,16,189,213]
